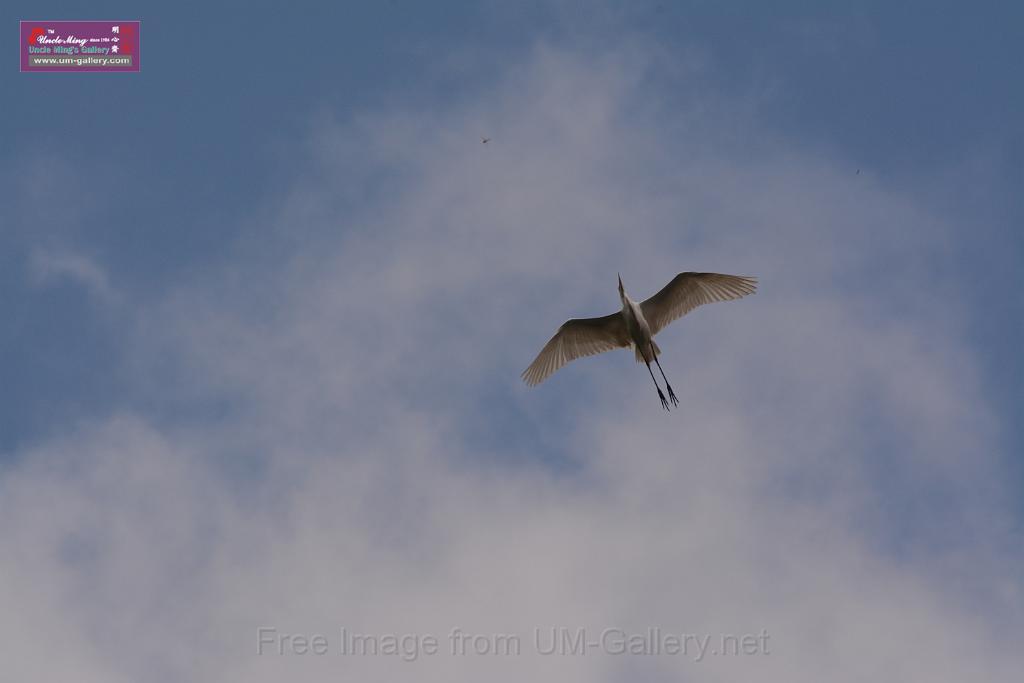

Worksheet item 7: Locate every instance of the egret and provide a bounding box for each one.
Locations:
[522,272,757,410]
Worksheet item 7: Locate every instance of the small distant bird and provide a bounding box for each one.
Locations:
[523,272,757,410]
[481,137,491,144]
[856,169,860,175]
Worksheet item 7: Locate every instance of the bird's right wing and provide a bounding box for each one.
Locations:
[640,272,757,336]
[522,313,629,386]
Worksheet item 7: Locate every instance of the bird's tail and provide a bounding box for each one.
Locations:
[634,340,661,363]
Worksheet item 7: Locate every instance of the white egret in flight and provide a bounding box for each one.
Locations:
[522,272,757,410]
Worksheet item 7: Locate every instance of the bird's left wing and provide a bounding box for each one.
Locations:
[640,272,757,337]
[522,313,629,386]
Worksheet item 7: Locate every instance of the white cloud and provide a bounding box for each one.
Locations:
[29,248,118,304]
[1,42,1020,682]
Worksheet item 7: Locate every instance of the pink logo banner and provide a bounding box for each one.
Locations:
[21,20,140,72]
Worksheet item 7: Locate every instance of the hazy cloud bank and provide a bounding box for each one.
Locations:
[2,42,1020,682]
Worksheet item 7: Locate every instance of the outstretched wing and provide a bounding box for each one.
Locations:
[522,313,628,386]
[640,272,757,336]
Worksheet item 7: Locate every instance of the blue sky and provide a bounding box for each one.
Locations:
[3,1,1022,455]
[2,2,1023,681]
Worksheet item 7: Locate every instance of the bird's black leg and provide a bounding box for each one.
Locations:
[653,357,679,407]
[646,362,670,411]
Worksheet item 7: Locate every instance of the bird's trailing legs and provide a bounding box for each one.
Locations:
[653,357,679,407]
[646,362,671,411]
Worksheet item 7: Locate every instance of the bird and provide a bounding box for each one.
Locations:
[522,272,757,410]
[481,136,491,144]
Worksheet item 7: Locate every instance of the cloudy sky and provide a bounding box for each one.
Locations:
[3,2,1023,681]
